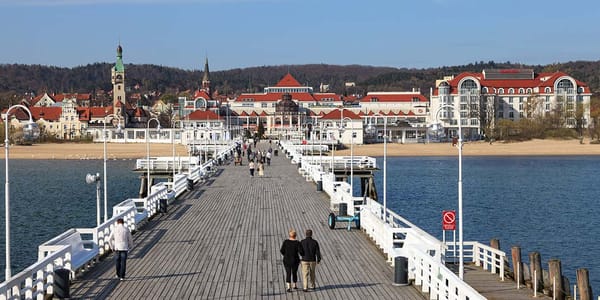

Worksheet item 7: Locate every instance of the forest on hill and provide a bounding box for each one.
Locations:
[0,60,599,107]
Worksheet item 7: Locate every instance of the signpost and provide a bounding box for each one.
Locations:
[442,210,457,263]
[442,210,456,230]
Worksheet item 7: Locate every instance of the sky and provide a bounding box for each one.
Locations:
[0,0,599,71]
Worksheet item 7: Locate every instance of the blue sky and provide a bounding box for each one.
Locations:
[0,0,599,71]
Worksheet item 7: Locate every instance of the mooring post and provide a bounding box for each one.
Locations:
[530,251,543,292]
[576,268,592,300]
[511,246,523,287]
[490,239,502,275]
[548,259,565,300]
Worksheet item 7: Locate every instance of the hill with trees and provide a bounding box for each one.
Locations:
[0,60,599,108]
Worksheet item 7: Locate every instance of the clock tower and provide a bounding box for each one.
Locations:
[112,44,126,121]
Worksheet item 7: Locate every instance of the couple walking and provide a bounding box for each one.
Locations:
[280,229,322,292]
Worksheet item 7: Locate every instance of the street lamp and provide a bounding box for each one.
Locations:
[4,104,40,280]
[341,117,354,197]
[103,114,122,223]
[433,104,464,280]
[146,117,161,198]
[85,173,101,227]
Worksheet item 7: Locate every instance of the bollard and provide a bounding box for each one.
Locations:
[393,256,409,286]
[511,246,523,286]
[577,268,592,300]
[316,180,323,192]
[54,268,70,299]
[530,252,543,292]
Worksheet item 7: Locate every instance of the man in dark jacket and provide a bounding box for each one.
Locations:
[300,229,322,291]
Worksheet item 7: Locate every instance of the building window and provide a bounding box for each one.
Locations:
[509,111,514,118]
[498,88,504,94]
[482,87,488,94]
[545,87,551,93]
[518,88,525,94]
[509,97,513,104]
[508,88,515,94]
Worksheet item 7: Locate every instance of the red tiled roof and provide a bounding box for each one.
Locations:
[89,107,112,118]
[320,109,361,120]
[194,90,211,99]
[239,111,249,117]
[361,93,428,103]
[275,73,302,87]
[250,111,259,117]
[259,111,268,117]
[435,71,592,95]
[187,109,221,121]
[29,107,62,121]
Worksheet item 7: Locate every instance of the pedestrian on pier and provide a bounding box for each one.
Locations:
[248,160,255,176]
[300,229,322,292]
[280,229,304,292]
[257,161,264,177]
[108,218,134,281]
[266,151,272,166]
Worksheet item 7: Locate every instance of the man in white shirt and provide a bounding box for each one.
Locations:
[108,218,134,281]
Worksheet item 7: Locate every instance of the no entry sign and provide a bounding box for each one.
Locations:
[442,210,456,231]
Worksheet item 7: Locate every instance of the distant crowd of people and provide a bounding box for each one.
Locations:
[233,140,274,177]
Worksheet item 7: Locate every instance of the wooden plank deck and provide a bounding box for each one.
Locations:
[69,142,426,299]
[462,264,553,300]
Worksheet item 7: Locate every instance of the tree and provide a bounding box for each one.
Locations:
[256,121,265,139]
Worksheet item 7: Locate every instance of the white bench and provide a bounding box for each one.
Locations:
[38,228,99,278]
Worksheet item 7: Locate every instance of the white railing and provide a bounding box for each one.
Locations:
[0,247,69,300]
[445,241,506,281]
[0,143,240,299]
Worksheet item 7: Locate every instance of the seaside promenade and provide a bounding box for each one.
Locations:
[68,143,425,299]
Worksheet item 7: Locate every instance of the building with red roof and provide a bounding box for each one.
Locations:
[431,69,592,139]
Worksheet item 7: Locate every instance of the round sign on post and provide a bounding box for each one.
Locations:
[442,210,456,231]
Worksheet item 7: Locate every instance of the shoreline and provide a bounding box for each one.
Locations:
[2,139,600,159]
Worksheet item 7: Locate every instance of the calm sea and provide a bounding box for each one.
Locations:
[370,156,600,295]
[0,157,598,295]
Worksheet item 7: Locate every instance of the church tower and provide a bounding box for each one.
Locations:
[201,57,211,96]
[112,44,126,119]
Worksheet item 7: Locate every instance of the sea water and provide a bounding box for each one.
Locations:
[0,157,598,295]
[370,156,600,295]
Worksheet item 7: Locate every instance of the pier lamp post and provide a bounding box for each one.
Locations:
[433,104,464,280]
[341,117,354,197]
[146,117,161,199]
[4,104,40,280]
[103,114,122,222]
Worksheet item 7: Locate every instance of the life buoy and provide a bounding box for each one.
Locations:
[418,108,424,114]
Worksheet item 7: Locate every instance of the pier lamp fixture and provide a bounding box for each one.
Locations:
[366,114,388,223]
[341,117,355,198]
[146,117,161,199]
[103,114,122,222]
[432,104,464,280]
[85,173,101,227]
[4,104,40,280]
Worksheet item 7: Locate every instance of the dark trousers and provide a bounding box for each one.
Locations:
[284,263,299,283]
[115,251,128,278]
[250,169,255,176]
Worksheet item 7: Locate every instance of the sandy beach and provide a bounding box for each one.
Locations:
[1,139,600,159]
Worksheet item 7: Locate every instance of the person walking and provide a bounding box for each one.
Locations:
[248,160,255,176]
[300,229,322,291]
[108,218,134,281]
[266,151,272,166]
[280,229,304,292]
[257,161,264,177]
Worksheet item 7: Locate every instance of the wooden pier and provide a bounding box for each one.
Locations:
[69,144,425,299]
[66,142,554,299]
